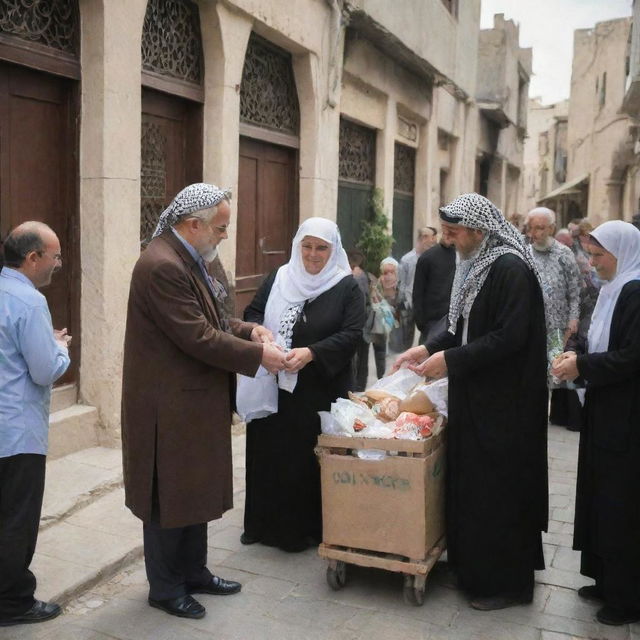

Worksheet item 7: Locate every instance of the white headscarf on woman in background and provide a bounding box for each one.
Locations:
[237,218,351,421]
[587,220,640,354]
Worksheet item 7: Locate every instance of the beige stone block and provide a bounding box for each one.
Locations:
[48,405,101,460]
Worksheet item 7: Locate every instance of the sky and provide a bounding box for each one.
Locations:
[480,0,632,105]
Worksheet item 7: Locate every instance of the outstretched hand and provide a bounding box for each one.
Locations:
[409,350,447,379]
[391,345,429,373]
[251,325,274,344]
[261,343,286,374]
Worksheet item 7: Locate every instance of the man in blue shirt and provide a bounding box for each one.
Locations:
[0,221,71,627]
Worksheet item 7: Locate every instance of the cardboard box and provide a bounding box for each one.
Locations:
[316,433,445,561]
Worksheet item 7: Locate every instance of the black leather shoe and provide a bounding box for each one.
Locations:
[577,585,603,602]
[189,576,241,596]
[469,593,532,611]
[596,605,640,626]
[148,595,205,619]
[0,600,61,626]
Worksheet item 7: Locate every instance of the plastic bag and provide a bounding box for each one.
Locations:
[329,398,376,433]
[369,368,423,399]
[355,449,387,460]
[371,299,397,336]
[318,411,350,436]
[236,367,278,422]
[421,378,449,418]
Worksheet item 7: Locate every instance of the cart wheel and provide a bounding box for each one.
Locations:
[326,561,347,590]
[403,575,425,606]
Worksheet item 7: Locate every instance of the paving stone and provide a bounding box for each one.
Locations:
[549,493,571,508]
[538,566,590,591]
[66,489,140,540]
[208,524,245,552]
[42,449,122,526]
[550,546,581,573]
[551,506,576,524]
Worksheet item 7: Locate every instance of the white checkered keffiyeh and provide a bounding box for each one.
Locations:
[152,183,232,239]
[440,193,542,334]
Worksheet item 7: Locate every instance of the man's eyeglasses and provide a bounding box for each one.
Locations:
[37,251,63,262]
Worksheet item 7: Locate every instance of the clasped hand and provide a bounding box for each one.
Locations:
[551,351,579,382]
[54,328,72,349]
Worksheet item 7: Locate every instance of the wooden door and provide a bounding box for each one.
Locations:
[337,181,373,253]
[0,62,79,382]
[140,88,203,247]
[236,136,297,314]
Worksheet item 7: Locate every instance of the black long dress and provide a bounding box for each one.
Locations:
[242,272,365,551]
[573,280,640,609]
[426,253,549,599]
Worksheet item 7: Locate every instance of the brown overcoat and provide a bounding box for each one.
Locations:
[121,231,262,528]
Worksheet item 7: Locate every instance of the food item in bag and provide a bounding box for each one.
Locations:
[348,391,371,409]
[371,396,400,422]
[394,412,435,438]
[364,389,399,404]
[399,385,435,415]
[353,418,367,432]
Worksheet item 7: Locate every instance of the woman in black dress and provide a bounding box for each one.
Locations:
[553,220,640,626]
[238,217,364,552]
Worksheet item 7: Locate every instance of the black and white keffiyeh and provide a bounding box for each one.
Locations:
[440,193,541,334]
[152,183,232,238]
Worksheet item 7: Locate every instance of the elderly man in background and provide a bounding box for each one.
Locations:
[395,227,438,351]
[394,193,548,611]
[121,183,285,620]
[0,222,71,627]
[527,207,582,431]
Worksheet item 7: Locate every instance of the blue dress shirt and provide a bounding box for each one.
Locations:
[0,268,70,457]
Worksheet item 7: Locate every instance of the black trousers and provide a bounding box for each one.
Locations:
[143,478,212,601]
[0,454,46,617]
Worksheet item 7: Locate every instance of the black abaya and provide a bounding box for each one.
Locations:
[573,281,640,610]
[242,273,365,551]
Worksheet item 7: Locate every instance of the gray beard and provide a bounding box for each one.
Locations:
[200,246,218,262]
[533,236,554,251]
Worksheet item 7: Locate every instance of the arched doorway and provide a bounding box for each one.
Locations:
[236,33,299,314]
[0,0,80,383]
[140,0,203,248]
[336,117,376,253]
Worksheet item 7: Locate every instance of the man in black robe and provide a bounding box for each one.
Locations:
[394,193,548,611]
[412,234,456,342]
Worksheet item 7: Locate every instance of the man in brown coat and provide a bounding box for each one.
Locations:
[122,183,285,620]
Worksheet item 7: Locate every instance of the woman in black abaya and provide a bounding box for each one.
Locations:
[237,218,364,552]
[553,220,640,626]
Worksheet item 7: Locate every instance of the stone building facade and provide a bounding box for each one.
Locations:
[474,14,531,218]
[522,98,569,215]
[0,0,531,447]
[538,17,637,226]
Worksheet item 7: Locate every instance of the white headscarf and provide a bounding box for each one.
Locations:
[587,220,640,353]
[236,218,351,421]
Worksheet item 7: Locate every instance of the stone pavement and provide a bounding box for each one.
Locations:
[2,423,639,640]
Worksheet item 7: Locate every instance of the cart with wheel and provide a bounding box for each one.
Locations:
[315,432,446,606]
